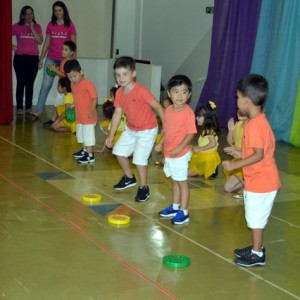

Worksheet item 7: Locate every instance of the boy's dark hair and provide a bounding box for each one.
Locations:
[19,6,36,25]
[51,1,72,27]
[237,74,269,106]
[196,102,221,136]
[64,59,81,74]
[167,75,192,93]
[113,56,136,70]
[63,40,76,52]
[58,76,71,92]
[102,101,115,119]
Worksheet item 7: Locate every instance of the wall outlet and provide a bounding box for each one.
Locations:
[206,7,214,14]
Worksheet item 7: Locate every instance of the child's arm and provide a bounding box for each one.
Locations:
[150,99,164,125]
[223,147,264,171]
[192,136,216,152]
[155,129,164,152]
[170,134,195,157]
[227,117,236,145]
[88,98,98,119]
[47,64,65,77]
[106,107,122,148]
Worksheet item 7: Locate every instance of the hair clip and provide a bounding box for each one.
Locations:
[104,97,113,103]
[209,101,216,109]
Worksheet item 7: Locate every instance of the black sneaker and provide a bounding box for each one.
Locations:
[113,175,137,190]
[73,148,86,159]
[235,251,266,267]
[78,153,95,164]
[135,186,150,202]
[43,120,54,127]
[234,245,265,258]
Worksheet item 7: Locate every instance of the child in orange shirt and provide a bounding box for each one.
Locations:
[64,59,98,164]
[156,75,197,224]
[223,74,281,267]
[106,56,164,202]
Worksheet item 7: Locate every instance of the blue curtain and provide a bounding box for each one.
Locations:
[251,0,300,142]
[197,0,262,127]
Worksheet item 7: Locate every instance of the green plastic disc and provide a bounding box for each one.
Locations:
[46,67,57,77]
[163,254,190,268]
[65,108,76,122]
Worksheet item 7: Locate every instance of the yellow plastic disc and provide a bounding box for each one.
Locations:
[81,194,102,203]
[107,214,131,225]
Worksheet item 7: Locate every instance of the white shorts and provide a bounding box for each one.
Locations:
[163,151,192,181]
[76,123,96,147]
[244,190,277,229]
[112,126,158,166]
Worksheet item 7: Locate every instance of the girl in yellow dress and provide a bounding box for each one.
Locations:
[223,110,248,197]
[188,101,221,179]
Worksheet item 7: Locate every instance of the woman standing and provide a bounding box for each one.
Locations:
[32,1,77,118]
[12,6,43,115]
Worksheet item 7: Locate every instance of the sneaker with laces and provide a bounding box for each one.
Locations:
[159,205,179,217]
[235,250,266,267]
[113,175,137,190]
[73,148,86,159]
[171,210,189,225]
[234,245,265,258]
[77,153,95,164]
[135,186,150,202]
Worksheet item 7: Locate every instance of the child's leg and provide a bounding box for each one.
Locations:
[136,165,147,186]
[172,180,180,205]
[224,175,244,193]
[177,180,190,210]
[251,228,264,252]
[117,156,134,178]
[52,121,71,132]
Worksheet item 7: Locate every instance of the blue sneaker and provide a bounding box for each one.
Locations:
[159,205,179,217]
[171,210,189,225]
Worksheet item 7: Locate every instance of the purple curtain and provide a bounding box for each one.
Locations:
[0,0,13,124]
[197,0,261,127]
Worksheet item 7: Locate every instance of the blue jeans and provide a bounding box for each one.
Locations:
[35,57,60,114]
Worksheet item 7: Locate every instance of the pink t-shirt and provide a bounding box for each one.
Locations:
[71,78,98,125]
[12,23,42,55]
[163,105,197,158]
[114,82,157,131]
[46,22,77,60]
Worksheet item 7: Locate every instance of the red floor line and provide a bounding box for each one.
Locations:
[0,173,178,300]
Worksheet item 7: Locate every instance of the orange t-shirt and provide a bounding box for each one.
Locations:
[114,82,157,131]
[71,78,98,125]
[242,113,281,192]
[163,105,197,158]
[59,58,72,77]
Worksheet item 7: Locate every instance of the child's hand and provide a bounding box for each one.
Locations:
[87,110,94,118]
[222,160,235,171]
[105,135,113,148]
[224,146,241,158]
[191,145,200,152]
[155,144,163,152]
[227,117,235,132]
[170,148,180,157]
[48,64,58,71]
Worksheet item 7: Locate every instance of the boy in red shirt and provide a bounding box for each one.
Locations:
[106,56,164,202]
[156,75,197,224]
[223,74,281,267]
[64,59,98,164]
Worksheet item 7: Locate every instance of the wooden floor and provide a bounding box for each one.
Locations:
[1,107,300,300]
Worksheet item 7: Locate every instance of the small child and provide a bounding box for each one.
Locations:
[43,40,76,127]
[105,56,164,202]
[96,99,126,153]
[51,77,76,133]
[156,75,197,224]
[222,74,281,267]
[64,59,98,164]
[223,110,248,197]
[188,101,221,179]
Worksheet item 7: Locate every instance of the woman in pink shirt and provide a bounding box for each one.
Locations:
[32,1,77,118]
[12,6,43,115]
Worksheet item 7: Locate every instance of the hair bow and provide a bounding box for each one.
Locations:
[209,101,216,109]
